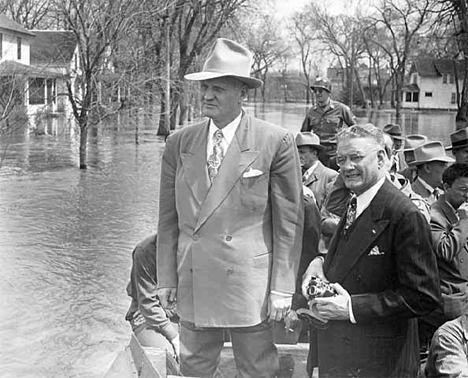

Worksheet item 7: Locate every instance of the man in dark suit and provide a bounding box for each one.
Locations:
[301,124,440,377]
[157,38,304,378]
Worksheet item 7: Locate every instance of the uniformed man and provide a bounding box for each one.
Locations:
[301,77,356,168]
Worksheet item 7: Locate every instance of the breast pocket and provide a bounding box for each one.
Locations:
[240,172,269,211]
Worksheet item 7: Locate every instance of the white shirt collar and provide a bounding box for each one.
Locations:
[207,112,242,150]
[354,176,386,218]
[303,161,319,181]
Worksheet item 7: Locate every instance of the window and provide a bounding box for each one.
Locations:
[425,92,433,97]
[450,74,455,84]
[443,74,447,84]
[0,33,2,59]
[452,93,457,104]
[17,37,21,59]
[29,78,45,105]
[405,92,419,102]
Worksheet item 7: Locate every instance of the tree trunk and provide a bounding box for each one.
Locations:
[79,123,88,169]
[157,96,169,136]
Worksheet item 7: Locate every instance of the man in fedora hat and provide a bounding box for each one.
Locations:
[383,123,405,172]
[157,38,304,378]
[411,141,455,205]
[448,128,468,165]
[398,134,429,182]
[296,131,338,209]
[301,77,356,169]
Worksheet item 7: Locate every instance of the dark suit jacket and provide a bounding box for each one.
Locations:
[427,196,468,323]
[313,180,440,377]
[157,112,304,327]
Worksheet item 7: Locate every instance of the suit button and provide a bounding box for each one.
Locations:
[355,274,362,282]
[190,268,193,273]
[461,258,464,263]
[227,267,234,275]
[193,234,199,241]
[226,235,232,241]
[344,337,351,345]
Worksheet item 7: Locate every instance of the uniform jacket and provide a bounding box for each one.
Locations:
[303,161,338,209]
[157,112,304,327]
[314,180,440,377]
[300,100,356,144]
[429,196,468,320]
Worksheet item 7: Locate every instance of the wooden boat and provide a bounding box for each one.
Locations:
[105,324,311,378]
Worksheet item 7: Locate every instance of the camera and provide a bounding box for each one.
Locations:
[306,276,336,300]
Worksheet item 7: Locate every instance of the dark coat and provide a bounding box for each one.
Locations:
[313,180,440,377]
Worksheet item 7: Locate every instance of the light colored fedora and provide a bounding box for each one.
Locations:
[184,38,262,89]
[383,124,404,140]
[447,128,468,151]
[295,132,325,150]
[403,134,429,164]
[411,141,454,166]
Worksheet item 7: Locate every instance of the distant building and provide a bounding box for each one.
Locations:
[403,59,465,110]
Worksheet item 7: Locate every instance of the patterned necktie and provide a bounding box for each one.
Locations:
[344,194,357,231]
[207,129,224,182]
[433,187,442,200]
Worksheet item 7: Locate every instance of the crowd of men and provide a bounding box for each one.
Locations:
[123,38,468,378]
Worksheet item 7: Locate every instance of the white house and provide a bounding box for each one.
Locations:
[0,15,79,118]
[402,59,465,110]
[29,30,80,115]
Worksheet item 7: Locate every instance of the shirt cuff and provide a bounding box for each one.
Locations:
[270,290,293,298]
[349,297,356,324]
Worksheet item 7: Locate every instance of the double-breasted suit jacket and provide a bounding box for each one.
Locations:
[157,113,304,327]
[429,196,468,321]
[315,180,440,377]
[303,161,338,209]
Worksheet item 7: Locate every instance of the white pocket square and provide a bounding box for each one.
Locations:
[243,168,263,178]
[368,246,385,256]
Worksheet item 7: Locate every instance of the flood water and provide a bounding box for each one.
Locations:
[0,103,456,378]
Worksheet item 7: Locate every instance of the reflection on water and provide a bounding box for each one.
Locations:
[0,104,457,378]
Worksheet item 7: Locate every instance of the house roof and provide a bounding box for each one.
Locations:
[30,31,77,66]
[412,59,466,77]
[0,15,35,36]
[403,83,420,92]
[0,60,61,78]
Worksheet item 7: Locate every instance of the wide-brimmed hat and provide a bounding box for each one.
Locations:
[447,128,468,151]
[184,38,262,89]
[383,124,404,140]
[411,141,454,166]
[295,132,325,150]
[403,134,429,164]
[310,77,331,93]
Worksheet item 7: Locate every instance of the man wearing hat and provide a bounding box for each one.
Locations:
[296,131,338,209]
[383,123,405,172]
[157,38,304,378]
[398,134,429,182]
[411,141,455,205]
[301,77,356,169]
[448,128,468,165]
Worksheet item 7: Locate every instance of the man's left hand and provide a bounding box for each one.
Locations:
[268,293,292,322]
[312,283,351,321]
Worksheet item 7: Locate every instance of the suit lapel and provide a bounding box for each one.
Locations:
[437,196,459,225]
[181,121,211,207]
[326,182,391,283]
[195,114,260,232]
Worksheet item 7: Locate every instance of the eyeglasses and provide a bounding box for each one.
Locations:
[336,149,380,167]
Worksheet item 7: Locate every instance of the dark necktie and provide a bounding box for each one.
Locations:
[345,194,357,231]
[207,129,224,182]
